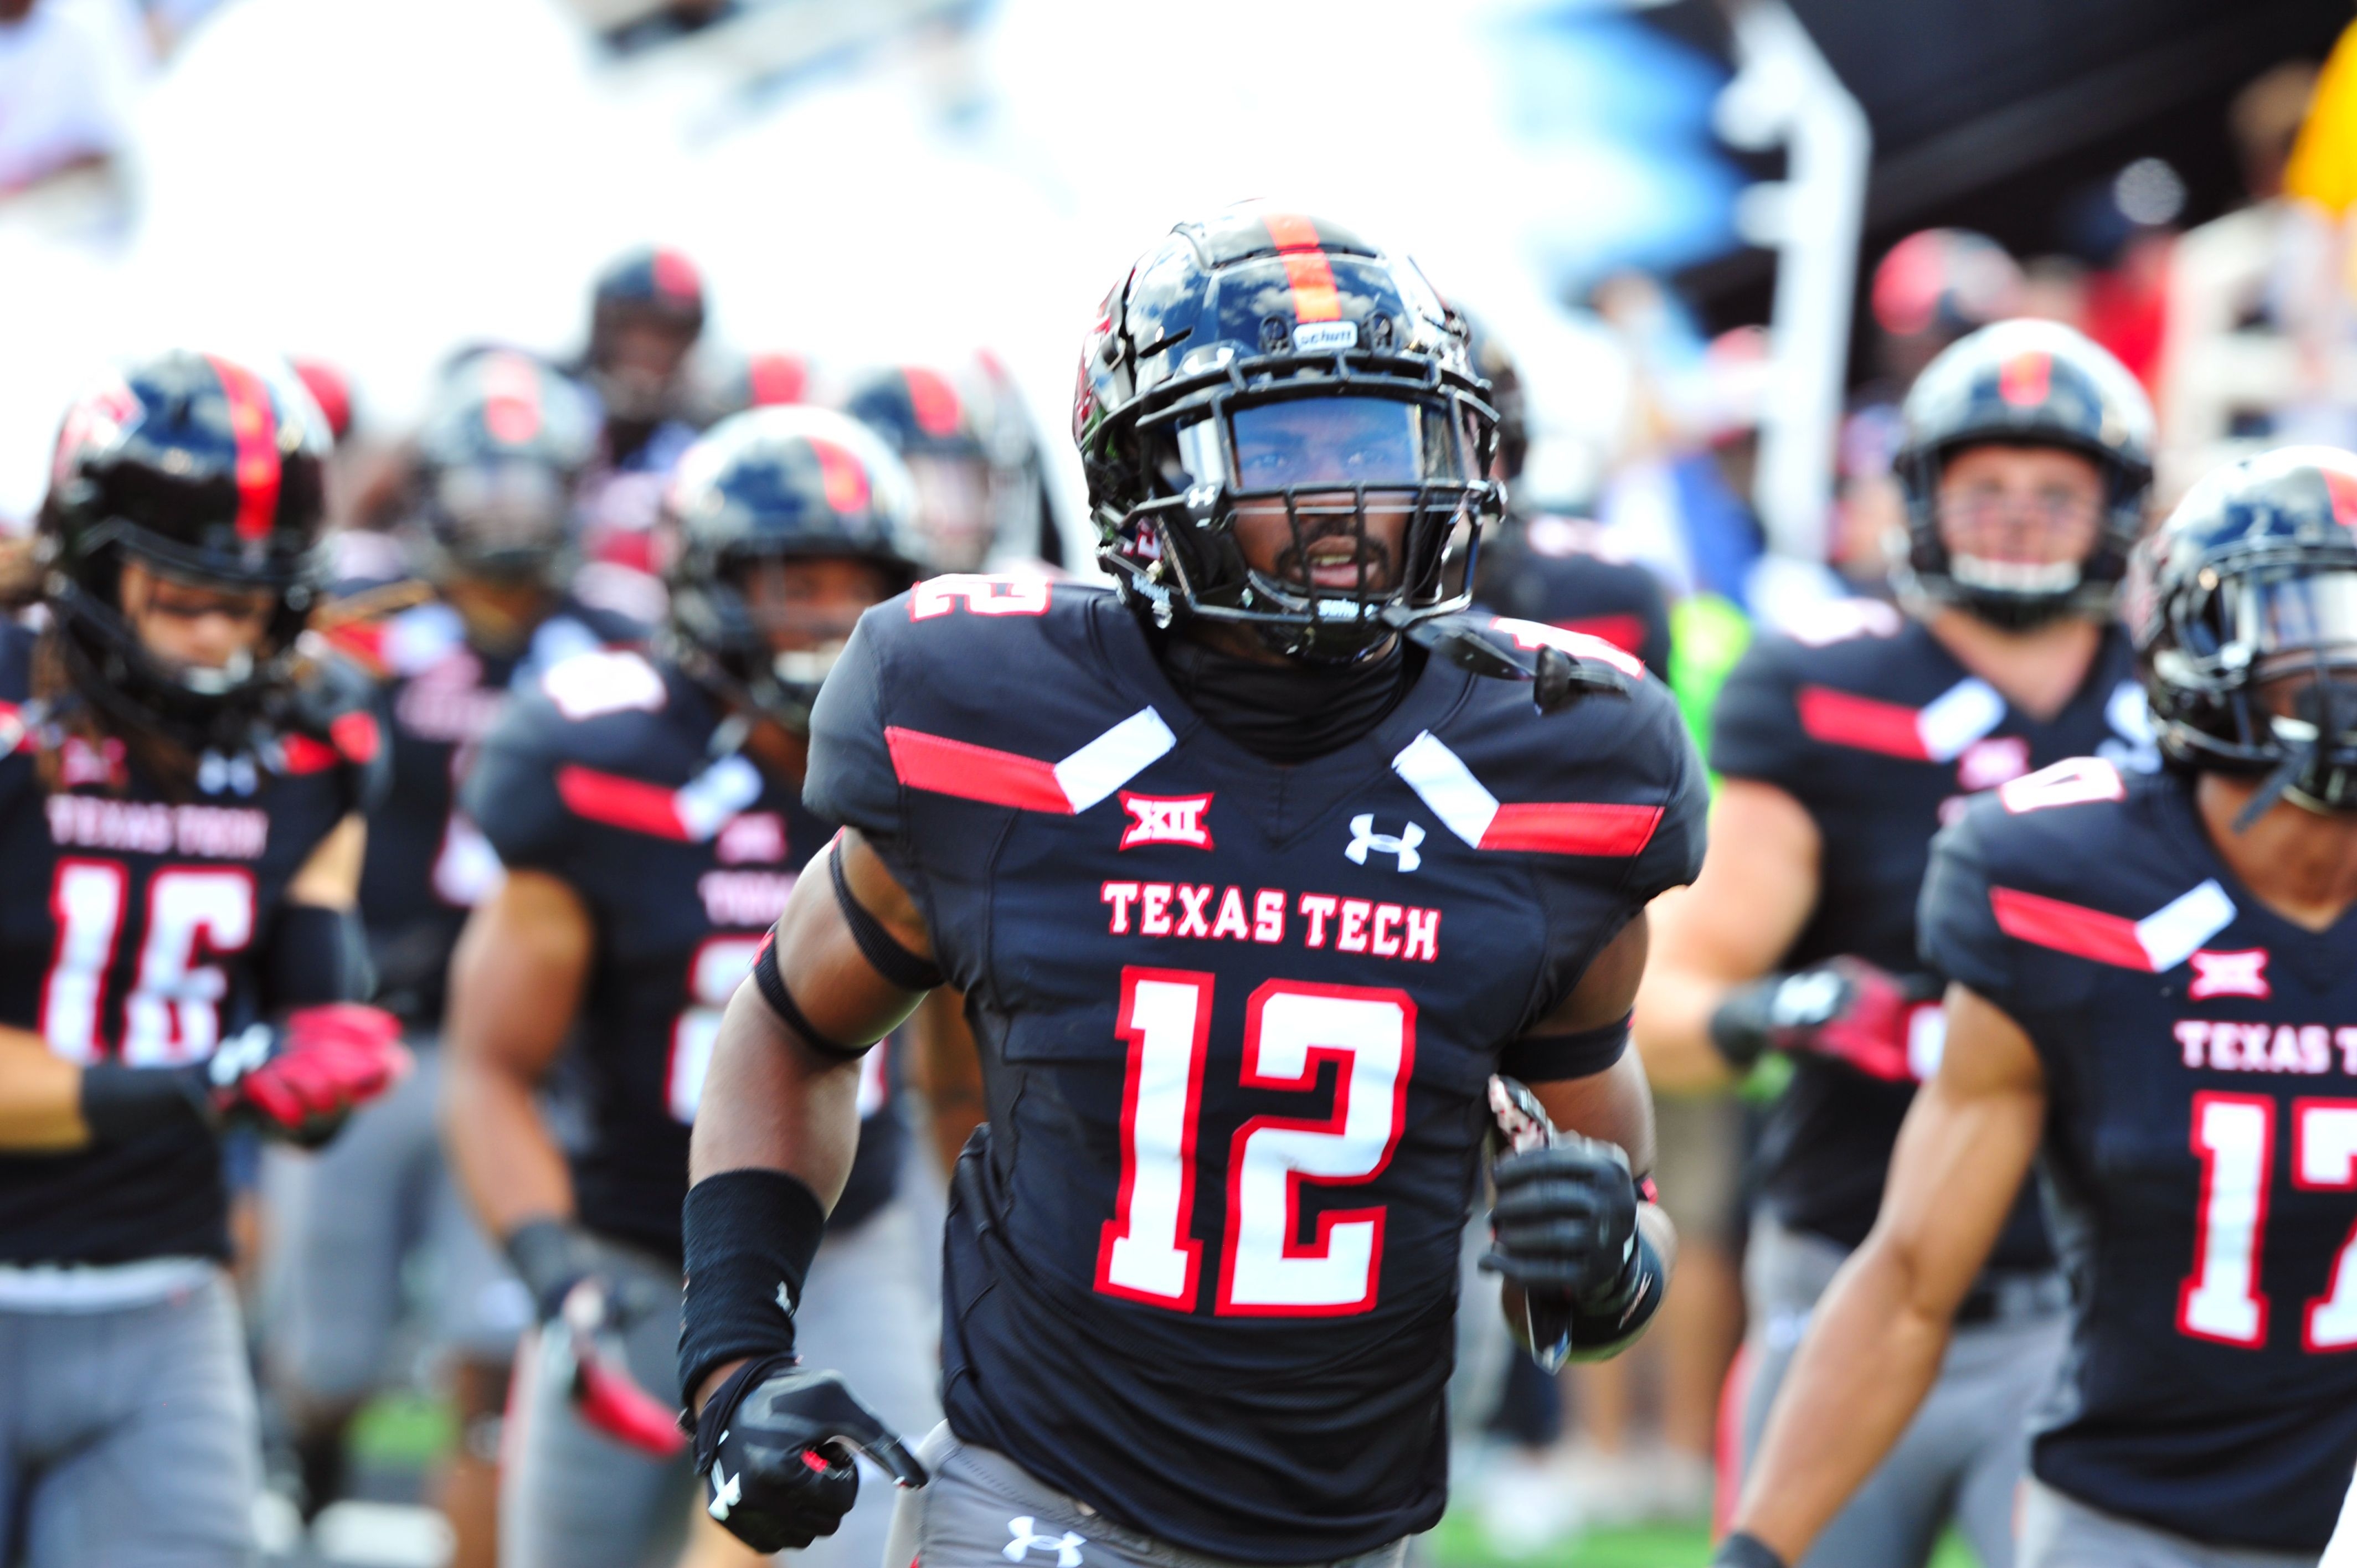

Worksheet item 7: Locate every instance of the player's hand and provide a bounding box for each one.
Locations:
[1480,1134,1641,1311]
[207,1003,409,1147]
[1707,957,1941,1082]
[692,1357,928,1552]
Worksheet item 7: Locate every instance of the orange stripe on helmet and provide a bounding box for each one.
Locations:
[1998,350,2052,408]
[902,368,964,437]
[1262,213,1342,324]
[807,439,872,515]
[480,352,545,445]
[205,355,282,542]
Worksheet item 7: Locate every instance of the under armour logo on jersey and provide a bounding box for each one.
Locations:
[1346,814,1424,871]
[1120,792,1213,849]
[775,1280,796,1318]
[707,1456,741,1521]
[1003,1518,1086,1565]
[2189,948,2271,1000]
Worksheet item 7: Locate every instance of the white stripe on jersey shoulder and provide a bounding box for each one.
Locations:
[1054,708,1177,812]
[2134,879,2237,972]
[1390,731,1499,847]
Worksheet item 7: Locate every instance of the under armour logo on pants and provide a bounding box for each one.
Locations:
[1003,1516,1087,1565]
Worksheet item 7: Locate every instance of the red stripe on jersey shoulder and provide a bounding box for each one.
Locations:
[322,618,392,674]
[1480,802,1663,857]
[1989,885,2153,970]
[329,710,380,766]
[883,726,1069,813]
[280,733,340,775]
[1795,685,1929,760]
[555,765,690,839]
[1553,614,1647,662]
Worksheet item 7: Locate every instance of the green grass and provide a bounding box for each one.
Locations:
[1425,1509,1982,1567]
[347,1392,456,1469]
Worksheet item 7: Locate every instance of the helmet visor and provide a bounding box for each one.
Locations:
[2240,569,2357,676]
[1177,396,1466,492]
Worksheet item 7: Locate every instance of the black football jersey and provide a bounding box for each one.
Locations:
[328,590,644,1025]
[464,650,900,1260]
[0,624,387,1265]
[1478,518,1674,677]
[804,577,1707,1560]
[1711,605,2149,1262]
[1922,762,2357,1551]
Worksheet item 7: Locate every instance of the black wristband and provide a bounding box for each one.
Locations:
[689,1350,799,1469]
[749,938,861,1059]
[78,1064,213,1144]
[1499,1013,1631,1082]
[1706,978,1779,1070]
[1712,1531,1789,1568]
[503,1218,599,1321]
[831,841,943,992]
[266,902,369,1010]
[678,1168,829,1407]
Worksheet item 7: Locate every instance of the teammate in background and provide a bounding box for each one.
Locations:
[442,406,939,1568]
[1721,449,2357,1568]
[678,208,1705,1565]
[843,362,1041,575]
[1635,320,2160,1568]
[1465,311,1671,675]
[0,352,405,1567]
[574,246,712,574]
[267,350,640,1564]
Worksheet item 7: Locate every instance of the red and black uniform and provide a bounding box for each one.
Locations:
[804,580,1706,1560]
[1922,761,2357,1553]
[463,649,900,1257]
[0,623,386,1266]
[1711,606,2149,1262]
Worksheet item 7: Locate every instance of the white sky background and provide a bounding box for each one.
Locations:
[0,0,1714,530]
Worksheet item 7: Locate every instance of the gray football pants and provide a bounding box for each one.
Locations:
[884,1422,1410,1568]
[2018,1479,2318,1568]
[1739,1215,2068,1568]
[0,1272,260,1567]
[503,1199,939,1568]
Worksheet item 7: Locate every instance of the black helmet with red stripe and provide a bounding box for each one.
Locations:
[587,245,707,426]
[1075,206,1500,661]
[413,348,599,584]
[2129,446,2357,817]
[1895,319,2154,627]
[662,405,924,731]
[39,349,330,748]
[842,362,1012,572]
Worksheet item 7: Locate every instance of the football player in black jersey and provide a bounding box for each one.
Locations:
[1634,319,2158,1568]
[843,362,1023,576]
[265,349,641,1558]
[441,405,936,1568]
[676,207,1707,1566]
[574,246,712,575]
[1720,450,2357,1568]
[0,352,405,1567]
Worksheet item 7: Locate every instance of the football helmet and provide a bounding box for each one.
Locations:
[2130,446,2357,817]
[1075,208,1500,662]
[1894,319,2154,627]
[39,350,330,751]
[663,406,924,730]
[412,349,599,585]
[842,363,1008,573]
[587,246,706,425]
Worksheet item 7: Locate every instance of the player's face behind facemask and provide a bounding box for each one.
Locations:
[1931,442,2108,605]
[115,556,277,697]
[1174,394,1470,619]
[2237,568,2357,812]
[594,314,697,426]
[732,553,903,697]
[904,450,995,574]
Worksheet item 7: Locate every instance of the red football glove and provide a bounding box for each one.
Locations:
[1707,957,1943,1083]
[207,1004,409,1146]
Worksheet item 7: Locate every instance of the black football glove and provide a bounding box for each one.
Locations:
[1480,1133,1643,1313]
[1707,957,1942,1082]
[1710,1531,1790,1568]
[693,1357,928,1552]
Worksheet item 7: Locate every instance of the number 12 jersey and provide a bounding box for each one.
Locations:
[805,580,1707,1560]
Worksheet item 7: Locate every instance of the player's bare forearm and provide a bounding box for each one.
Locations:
[1632,780,1821,1092]
[1732,983,2046,1560]
[441,869,593,1237]
[912,985,985,1178]
[0,1028,96,1150]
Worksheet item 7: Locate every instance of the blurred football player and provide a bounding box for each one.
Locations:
[574,246,711,574]
[0,352,404,1567]
[441,406,938,1568]
[1721,447,2357,1568]
[843,362,1040,575]
[676,207,1707,1565]
[1635,320,2159,1568]
[266,349,640,1564]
